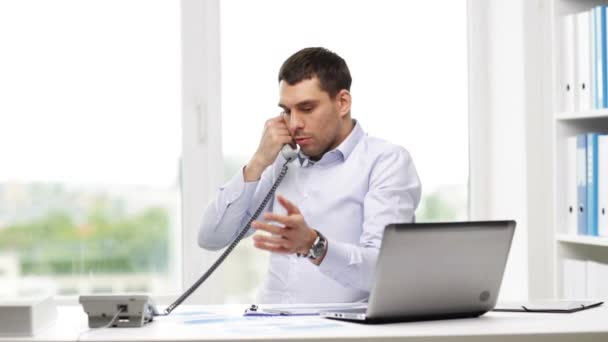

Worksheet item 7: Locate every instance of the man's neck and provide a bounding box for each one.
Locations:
[309,118,355,161]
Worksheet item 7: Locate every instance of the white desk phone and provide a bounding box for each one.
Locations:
[80,145,299,328]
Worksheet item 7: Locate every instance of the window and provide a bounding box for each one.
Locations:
[220,0,468,303]
[0,1,181,296]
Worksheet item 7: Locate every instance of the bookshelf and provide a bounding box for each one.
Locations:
[556,234,608,247]
[556,109,608,120]
[551,0,608,299]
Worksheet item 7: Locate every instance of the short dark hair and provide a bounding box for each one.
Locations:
[278,47,352,98]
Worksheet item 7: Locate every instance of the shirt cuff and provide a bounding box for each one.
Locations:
[318,239,358,282]
[220,166,259,205]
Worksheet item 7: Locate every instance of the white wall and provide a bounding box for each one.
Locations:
[522,0,554,300]
[469,0,555,300]
[468,0,550,300]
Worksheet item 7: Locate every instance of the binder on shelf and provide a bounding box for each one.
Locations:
[577,10,592,110]
[577,134,587,235]
[587,133,600,236]
[561,14,577,112]
[603,6,608,108]
[592,6,606,108]
[598,135,608,237]
[567,136,578,235]
[591,8,597,109]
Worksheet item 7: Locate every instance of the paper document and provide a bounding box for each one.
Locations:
[244,303,367,316]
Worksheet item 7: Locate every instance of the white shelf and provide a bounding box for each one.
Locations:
[556,234,608,247]
[555,110,608,121]
[547,0,608,301]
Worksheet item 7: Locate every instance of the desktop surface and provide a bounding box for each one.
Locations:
[2,304,607,342]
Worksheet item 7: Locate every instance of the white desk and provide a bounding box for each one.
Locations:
[3,304,608,342]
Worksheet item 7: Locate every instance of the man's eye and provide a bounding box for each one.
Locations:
[301,107,313,113]
[282,110,290,116]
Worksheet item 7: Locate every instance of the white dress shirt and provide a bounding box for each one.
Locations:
[198,121,421,303]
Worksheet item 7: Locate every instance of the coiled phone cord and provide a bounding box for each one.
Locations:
[162,160,291,315]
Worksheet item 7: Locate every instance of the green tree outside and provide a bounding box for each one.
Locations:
[0,204,170,275]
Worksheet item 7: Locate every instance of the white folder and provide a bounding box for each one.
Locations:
[576,10,592,111]
[567,136,578,235]
[599,135,608,237]
[593,7,605,109]
[561,14,577,112]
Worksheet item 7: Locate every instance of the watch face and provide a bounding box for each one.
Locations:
[312,243,323,257]
[310,233,326,258]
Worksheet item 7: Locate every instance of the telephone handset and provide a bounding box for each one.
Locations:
[281,143,299,162]
[79,143,299,326]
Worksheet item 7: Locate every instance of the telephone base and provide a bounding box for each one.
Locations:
[79,294,158,328]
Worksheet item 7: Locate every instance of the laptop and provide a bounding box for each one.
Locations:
[320,220,516,323]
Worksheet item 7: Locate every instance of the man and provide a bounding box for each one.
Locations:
[199,47,421,303]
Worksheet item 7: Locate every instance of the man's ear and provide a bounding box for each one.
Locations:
[335,89,352,118]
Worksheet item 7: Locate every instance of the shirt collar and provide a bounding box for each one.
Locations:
[297,119,364,167]
[336,119,364,160]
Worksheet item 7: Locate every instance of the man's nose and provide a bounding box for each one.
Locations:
[289,112,304,131]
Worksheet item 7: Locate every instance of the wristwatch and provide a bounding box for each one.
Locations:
[307,230,328,259]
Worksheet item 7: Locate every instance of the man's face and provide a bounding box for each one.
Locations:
[278,77,344,160]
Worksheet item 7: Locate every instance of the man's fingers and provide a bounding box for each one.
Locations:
[275,128,291,136]
[254,243,290,254]
[270,114,286,122]
[252,234,293,248]
[251,221,285,235]
[253,235,291,253]
[277,194,301,215]
[262,212,296,226]
[276,135,295,146]
[267,117,289,130]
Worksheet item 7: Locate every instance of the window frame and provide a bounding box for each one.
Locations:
[38,0,222,306]
[178,0,224,305]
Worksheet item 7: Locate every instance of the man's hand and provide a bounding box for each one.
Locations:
[252,195,323,263]
[244,115,294,182]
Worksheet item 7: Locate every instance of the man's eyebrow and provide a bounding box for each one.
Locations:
[278,100,319,110]
[296,100,318,107]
